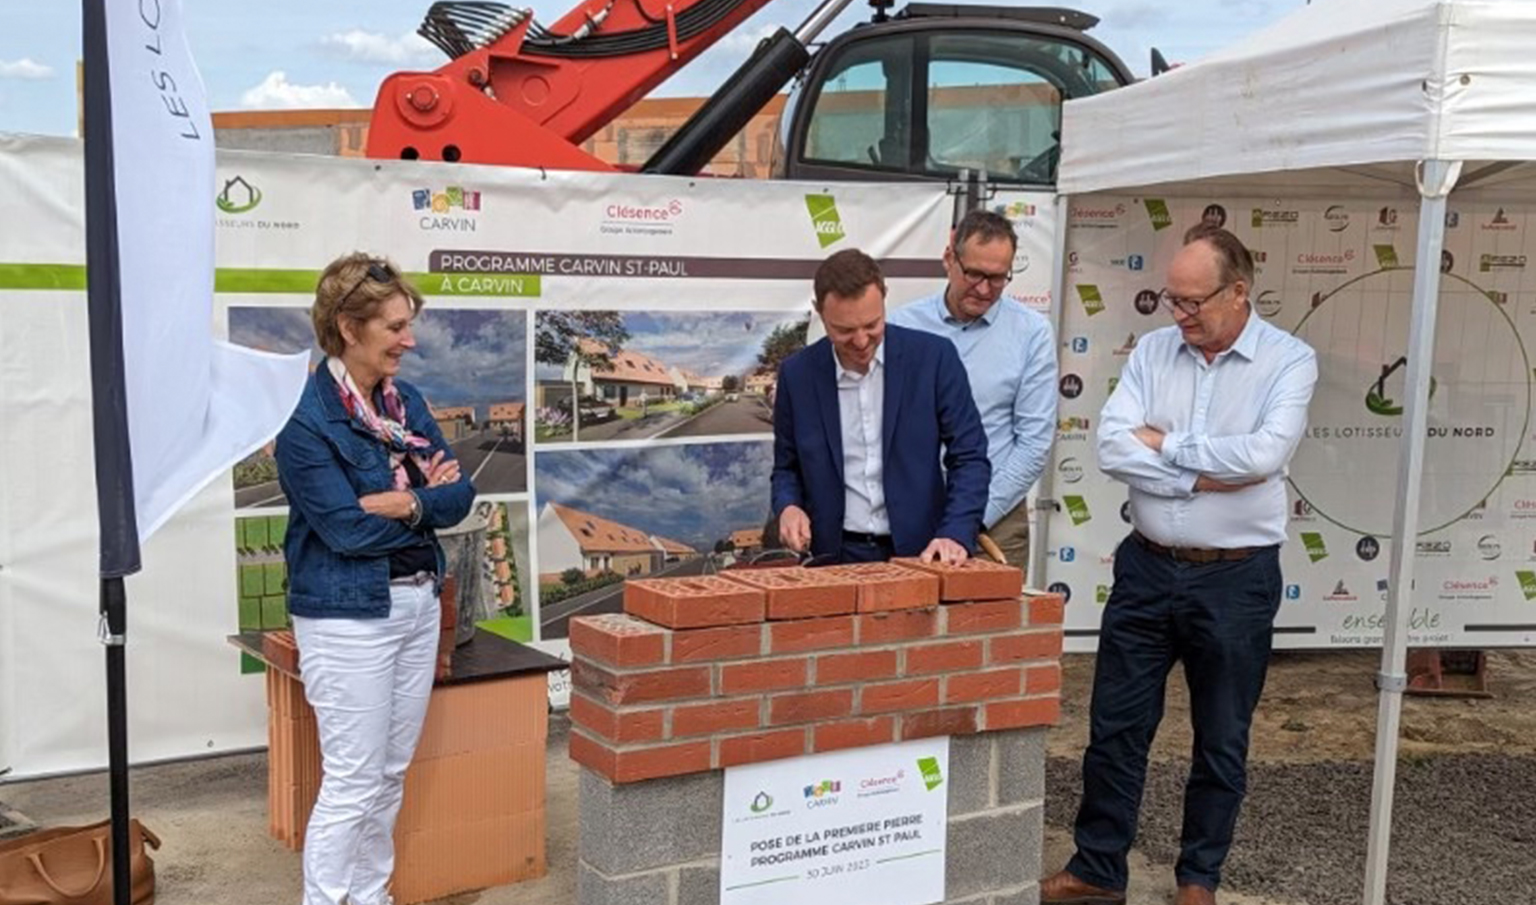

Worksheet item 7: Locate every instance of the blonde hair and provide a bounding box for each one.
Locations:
[311,253,425,357]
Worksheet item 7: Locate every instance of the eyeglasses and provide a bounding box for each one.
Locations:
[954,256,1012,290]
[1158,283,1229,315]
[339,260,396,307]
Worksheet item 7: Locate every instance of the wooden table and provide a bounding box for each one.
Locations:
[230,629,565,904]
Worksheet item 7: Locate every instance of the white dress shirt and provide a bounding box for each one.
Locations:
[1097,310,1318,548]
[835,341,890,534]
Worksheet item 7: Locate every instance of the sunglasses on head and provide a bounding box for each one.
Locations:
[339,260,396,307]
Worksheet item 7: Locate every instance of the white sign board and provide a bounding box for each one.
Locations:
[720,738,950,905]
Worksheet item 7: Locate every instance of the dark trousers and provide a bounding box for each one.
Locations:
[1068,533,1282,892]
[837,532,894,563]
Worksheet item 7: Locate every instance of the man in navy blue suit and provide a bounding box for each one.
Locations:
[772,248,991,564]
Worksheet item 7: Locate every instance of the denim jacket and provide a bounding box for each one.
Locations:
[274,364,476,619]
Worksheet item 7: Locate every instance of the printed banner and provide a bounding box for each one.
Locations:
[1046,195,1536,649]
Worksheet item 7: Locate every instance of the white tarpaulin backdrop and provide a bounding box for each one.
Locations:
[0,136,958,778]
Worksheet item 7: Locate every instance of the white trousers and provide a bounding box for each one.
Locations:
[293,581,440,905]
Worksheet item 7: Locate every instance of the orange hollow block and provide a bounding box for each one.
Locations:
[721,567,859,619]
[819,562,940,612]
[624,575,765,628]
[890,557,1024,602]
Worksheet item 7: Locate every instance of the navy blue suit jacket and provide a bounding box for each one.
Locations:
[771,324,991,560]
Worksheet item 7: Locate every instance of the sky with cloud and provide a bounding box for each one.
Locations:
[537,441,775,548]
[2,2,1298,138]
[229,306,526,415]
[533,310,807,381]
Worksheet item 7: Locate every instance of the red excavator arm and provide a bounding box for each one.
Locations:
[365,0,777,170]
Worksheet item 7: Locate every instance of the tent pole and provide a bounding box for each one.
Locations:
[1362,158,1459,905]
[1028,192,1071,586]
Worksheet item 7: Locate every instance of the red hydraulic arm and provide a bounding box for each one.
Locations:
[365,0,778,170]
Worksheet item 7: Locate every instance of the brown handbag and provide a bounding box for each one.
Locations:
[0,818,160,905]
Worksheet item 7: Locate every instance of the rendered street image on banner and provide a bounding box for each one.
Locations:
[720,738,949,905]
[1046,195,1536,649]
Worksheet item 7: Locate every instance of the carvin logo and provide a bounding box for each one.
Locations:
[1480,253,1527,272]
[997,200,1037,218]
[1144,198,1173,231]
[1301,532,1328,562]
[1518,570,1536,601]
[1057,416,1091,441]
[803,780,841,807]
[1064,495,1091,526]
[917,756,943,791]
[1251,208,1300,228]
[1323,205,1350,232]
[805,194,846,248]
[1077,284,1105,316]
[413,185,482,232]
[216,175,261,214]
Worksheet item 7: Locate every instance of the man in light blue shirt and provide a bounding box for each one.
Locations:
[1043,226,1317,905]
[888,209,1058,572]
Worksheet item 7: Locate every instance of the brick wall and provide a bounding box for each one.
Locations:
[567,560,1065,905]
[567,561,1063,782]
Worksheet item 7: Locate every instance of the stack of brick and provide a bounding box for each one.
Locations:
[568,560,1067,905]
[569,563,1062,783]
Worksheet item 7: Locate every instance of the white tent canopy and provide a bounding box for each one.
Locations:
[1060,0,1536,198]
[1055,2,1536,903]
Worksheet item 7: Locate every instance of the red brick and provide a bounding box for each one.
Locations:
[770,616,855,653]
[945,667,1023,703]
[984,696,1061,731]
[857,608,938,644]
[860,679,940,714]
[572,660,712,705]
[570,732,714,784]
[905,640,983,675]
[569,614,667,668]
[819,563,940,612]
[943,600,1024,636]
[890,557,1024,602]
[989,630,1064,664]
[569,693,665,743]
[816,650,898,684]
[624,576,765,628]
[718,728,808,767]
[1026,664,1062,694]
[721,567,859,619]
[814,717,896,753]
[671,699,762,737]
[720,658,809,694]
[769,689,854,725]
[1029,594,1066,626]
[900,707,979,740]
[670,624,763,663]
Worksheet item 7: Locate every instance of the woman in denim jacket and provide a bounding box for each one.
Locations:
[274,253,475,905]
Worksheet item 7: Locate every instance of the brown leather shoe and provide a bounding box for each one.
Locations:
[1175,883,1217,905]
[1039,869,1126,904]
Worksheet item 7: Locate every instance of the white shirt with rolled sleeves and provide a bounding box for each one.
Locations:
[1096,311,1318,549]
[835,340,890,535]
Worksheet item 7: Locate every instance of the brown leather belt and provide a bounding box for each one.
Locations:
[1132,530,1265,564]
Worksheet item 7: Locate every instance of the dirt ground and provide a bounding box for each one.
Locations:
[1049,648,1536,766]
[4,648,1534,904]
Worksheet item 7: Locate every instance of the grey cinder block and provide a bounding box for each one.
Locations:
[995,729,1047,805]
[579,767,724,875]
[947,732,993,816]
[944,804,1043,900]
[576,862,671,905]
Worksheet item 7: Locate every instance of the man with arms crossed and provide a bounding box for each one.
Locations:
[1042,226,1317,905]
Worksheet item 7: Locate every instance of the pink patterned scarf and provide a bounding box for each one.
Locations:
[327,357,433,490]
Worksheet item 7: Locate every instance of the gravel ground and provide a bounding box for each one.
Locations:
[1046,754,1536,905]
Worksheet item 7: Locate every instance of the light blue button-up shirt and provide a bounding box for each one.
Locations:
[834,341,889,534]
[1097,310,1318,548]
[888,293,1057,527]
